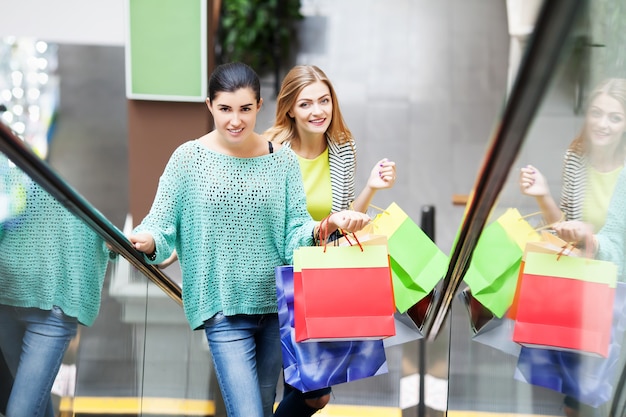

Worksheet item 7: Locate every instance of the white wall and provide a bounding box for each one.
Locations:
[0,0,125,45]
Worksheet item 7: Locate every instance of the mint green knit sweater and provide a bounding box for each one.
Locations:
[0,173,110,326]
[134,140,317,330]
[597,167,626,282]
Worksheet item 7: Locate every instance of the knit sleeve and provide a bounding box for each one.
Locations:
[283,149,316,265]
[133,144,186,264]
[596,168,626,281]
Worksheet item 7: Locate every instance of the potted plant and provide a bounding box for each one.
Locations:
[216,0,303,93]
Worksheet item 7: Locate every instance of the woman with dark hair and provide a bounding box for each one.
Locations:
[0,169,112,417]
[128,62,370,417]
[264,65,397,416]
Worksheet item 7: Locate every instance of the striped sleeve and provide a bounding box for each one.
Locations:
[559,149,585,221]
[328,139,357,212]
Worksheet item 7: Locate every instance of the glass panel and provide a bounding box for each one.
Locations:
[448,1,626,416]
[0,38,181,416]
[0,144,149,416]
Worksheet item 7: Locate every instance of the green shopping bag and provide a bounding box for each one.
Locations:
[369,203,448,313]
[462,208,540,318]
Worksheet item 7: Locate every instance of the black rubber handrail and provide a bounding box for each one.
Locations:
[424,0,586,340]
[0,122,182,306]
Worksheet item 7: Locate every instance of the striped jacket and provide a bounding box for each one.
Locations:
[328,138,357,212]
[559,149,585,221]
[560,149,626,222]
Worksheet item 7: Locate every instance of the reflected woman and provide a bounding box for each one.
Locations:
[519,77,626,417]
[520,78,626,240]
[0,156,112,417]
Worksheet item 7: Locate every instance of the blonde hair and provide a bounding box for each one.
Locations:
[264,65,353,145]
[569,78,626,157]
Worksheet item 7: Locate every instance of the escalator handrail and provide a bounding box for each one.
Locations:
[424,0,586,340]
[0,122,183,306]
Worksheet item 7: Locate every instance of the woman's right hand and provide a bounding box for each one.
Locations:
[519,164,549,197]
[128,232,156,255]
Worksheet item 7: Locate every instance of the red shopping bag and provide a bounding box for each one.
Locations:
[293,240,396,343]
[508,232,580,320]
[512,251,617,357]
[275,266,388,392]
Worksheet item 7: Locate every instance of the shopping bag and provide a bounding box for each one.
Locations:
[458,287,521,357]
[513,251,617,357]
[338,231,431,347]
[276,266,388,392]
[369,202,448,313]
[293,242,396,342]
[462,208,541,318]
[337,230,388,247]
[514,282,626,407]
[508,232,581,320]
[383,289,438,348]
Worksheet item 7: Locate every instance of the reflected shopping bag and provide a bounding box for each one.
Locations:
[508,232,581,320]
[458,287,520,357]
[462,208,540,318]
[276,266,388,392]
[514,282,626,408]
[383,289,438,348]
[293,242,395,342]
[369,203,448,313]
[513,252,617,357]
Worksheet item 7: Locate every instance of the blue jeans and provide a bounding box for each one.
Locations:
[204,313,281,417]
[0,304,77,417]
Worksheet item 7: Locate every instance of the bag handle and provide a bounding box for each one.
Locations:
[339,228,363,250]
[532,211,566,232]
[367,203,389,214]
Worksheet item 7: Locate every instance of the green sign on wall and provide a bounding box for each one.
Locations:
[125,0,207,102]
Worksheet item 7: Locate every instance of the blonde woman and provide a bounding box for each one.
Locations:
[264,65,396,416]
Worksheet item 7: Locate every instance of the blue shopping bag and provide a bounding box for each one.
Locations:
[275,266,388,393]
[514,282,626,408]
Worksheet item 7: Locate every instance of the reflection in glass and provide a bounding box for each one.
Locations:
[449,1,626,416]
[0,151,111,416]
[0,37,59,160]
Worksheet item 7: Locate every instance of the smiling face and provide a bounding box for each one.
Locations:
[207,87,262,146]
[585,93,626,150]
[289,81,333,139]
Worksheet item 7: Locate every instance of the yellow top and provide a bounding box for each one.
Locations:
[583,165,622,232]
[297,147,332,221]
